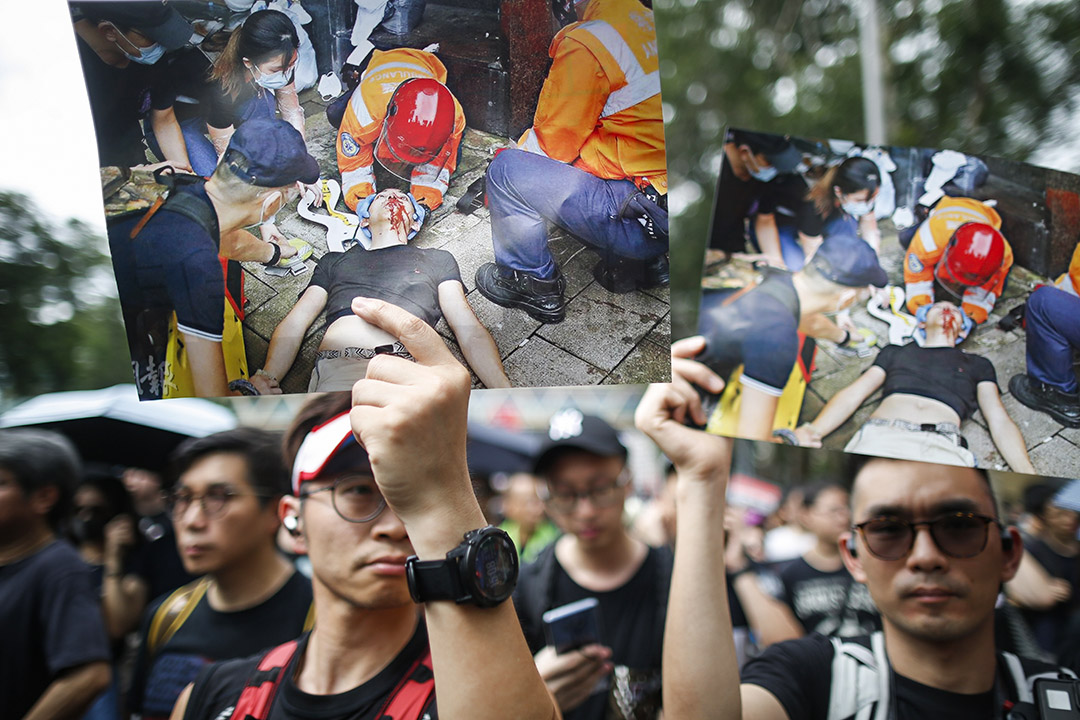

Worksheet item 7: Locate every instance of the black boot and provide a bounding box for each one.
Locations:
[1009,374,1080,428]
[592,254,669,293]
[475,263,567,323]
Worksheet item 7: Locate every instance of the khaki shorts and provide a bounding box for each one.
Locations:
[844,422,976,467]
[307,343,413,393]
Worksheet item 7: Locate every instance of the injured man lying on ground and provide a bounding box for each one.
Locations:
[251,188,510,393]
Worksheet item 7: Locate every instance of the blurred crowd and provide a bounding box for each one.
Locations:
[2,398,1080,720]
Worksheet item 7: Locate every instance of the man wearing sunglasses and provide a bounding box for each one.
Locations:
[513,410,672,720]
[635,355,1072,720]
[170,297,557,720]
[128,428,312,720]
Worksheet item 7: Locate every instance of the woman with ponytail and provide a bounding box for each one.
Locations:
[797,156,882,261]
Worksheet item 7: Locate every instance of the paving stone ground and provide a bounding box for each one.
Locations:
[801,224,1074,476]
[240,89,670,394]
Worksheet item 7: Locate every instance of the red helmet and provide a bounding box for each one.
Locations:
[375,78,455,180]
[935,222,1006,295]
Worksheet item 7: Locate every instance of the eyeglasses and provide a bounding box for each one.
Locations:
[169,486,271,519]
[853,512,1000,560]
[299,474,386,523]
[540,471,629,514]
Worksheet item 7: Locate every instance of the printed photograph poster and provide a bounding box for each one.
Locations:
[71,0,670,400]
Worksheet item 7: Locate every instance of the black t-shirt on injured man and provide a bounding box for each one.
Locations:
[872,343,997,421]
[306,244,462,328]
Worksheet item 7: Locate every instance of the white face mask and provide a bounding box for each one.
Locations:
[110,25,166,65]
[249,61,294,90]
[744,152,778,182]
[841,197,875,217]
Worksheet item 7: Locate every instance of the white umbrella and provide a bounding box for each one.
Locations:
[0,385,237,472]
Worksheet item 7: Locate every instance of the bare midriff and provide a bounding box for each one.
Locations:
[870,393,962,427]
[319,314,399,352]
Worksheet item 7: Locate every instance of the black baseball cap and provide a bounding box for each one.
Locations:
[811,232,888,288]
[223,119,320,188]
[82,2,194,51]
[728,129,801,173]
[533,410,628,476]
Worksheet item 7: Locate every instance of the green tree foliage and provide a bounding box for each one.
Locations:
[657,0,1080,337]
[0,191,131,401]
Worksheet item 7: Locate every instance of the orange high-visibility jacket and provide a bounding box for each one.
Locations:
[903,197,1012,325]
[1053,243,1080,297]
[336,49,466,210]
[517,0,667,195]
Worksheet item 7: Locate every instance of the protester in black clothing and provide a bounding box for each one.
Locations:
[173,302,557,720]
[1007,481,1080,656]
[128,427,312,720]
[636,355,1073,720]
[514,410,670,720]
[708,129,804,267]
[251,189,509,394]
[793,301,1034,473]
[695,232,887,442]
[0,430,110,720]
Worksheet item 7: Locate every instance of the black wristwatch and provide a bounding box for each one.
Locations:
[406,526,519,608]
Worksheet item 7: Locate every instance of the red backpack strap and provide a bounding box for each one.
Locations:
[228,640,300,720]
[377,648,435,720]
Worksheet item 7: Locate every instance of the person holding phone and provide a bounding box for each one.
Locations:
[513,411,672,719]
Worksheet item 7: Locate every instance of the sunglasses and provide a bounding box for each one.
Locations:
[852,511,1001,560]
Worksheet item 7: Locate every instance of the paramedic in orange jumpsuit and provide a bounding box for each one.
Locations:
[473,0,668,324]
[335,48,465,211]
[903,196,1013,326]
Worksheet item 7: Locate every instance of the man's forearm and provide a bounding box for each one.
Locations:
[23,662,110,720]
[665,479,739,720]
[808,387,864,439]
[754,214,783,265]
[407,492,559,720]
[150,108,193,169]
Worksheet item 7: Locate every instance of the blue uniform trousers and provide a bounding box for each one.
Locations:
[1026,285,1080,393]
[487,148,667,280]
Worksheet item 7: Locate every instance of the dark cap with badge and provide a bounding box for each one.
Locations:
[81,1,194,51]
[223,119,321,188]
[810,232,889,288]
[533,409,628,476]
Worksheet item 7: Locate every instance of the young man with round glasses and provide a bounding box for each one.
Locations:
[128,427,312,720]
[514,410,672,720]
[635,362,1073,720]
[169,297,558,720]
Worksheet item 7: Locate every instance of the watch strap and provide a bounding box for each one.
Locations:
[408,557,468,604]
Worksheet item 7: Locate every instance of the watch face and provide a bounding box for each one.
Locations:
[472,532,518,601]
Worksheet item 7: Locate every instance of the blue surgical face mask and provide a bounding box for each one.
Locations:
[746,155,778,182]
[115,32,166,65]
[250,62,295,90]
[842,198,874,217]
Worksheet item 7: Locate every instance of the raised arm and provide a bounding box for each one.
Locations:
[1006,550,1073,611]
[252,286,327,394]
[637,345,792,720]
[976,381,1035,474]
[794,365,885,446]
[437,280,510,388]
[348,297,558,720]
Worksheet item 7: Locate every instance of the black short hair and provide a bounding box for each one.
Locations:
[170,428,288,502]
[0,429,82,529]
[1023,479,1068,518]
[800,481,847,509]
[851,456,999,518]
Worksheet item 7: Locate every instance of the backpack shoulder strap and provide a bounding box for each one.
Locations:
[161,184,220,245]
[147,576,211,657]
[998,650,1079,706]
[826,632,889,720]
[227,640,300,720]
[378,647,436,720]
